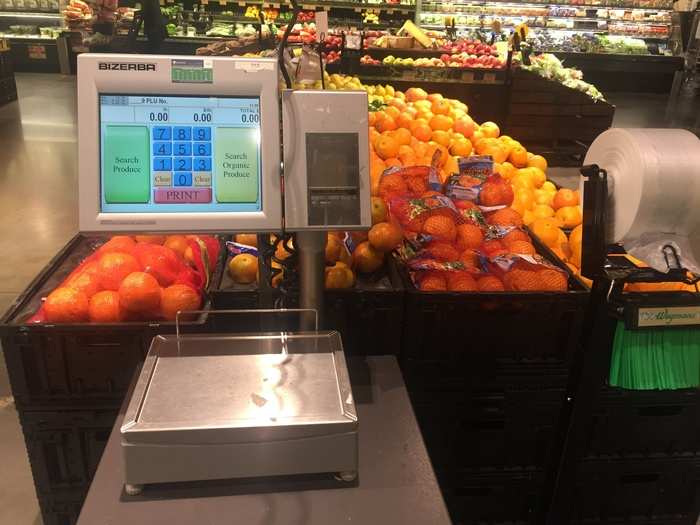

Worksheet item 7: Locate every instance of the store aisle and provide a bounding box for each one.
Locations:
[0,73,698,525]
[0,72,79,525]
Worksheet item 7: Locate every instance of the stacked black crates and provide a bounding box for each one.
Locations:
[0,234,223,525]
[569,387,700,525]
[0,42,17,106]
[397,257,589,524]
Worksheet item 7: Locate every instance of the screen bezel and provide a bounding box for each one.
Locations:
[78,54,281,233]
[98,93,263,215]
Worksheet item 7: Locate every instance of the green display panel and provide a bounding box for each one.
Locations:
[214,127,259,203]
[102,125,150,203]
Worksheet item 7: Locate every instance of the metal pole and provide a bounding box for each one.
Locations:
[295,230,326,331]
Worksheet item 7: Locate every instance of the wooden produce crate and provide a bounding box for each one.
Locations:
[505,68,615,166]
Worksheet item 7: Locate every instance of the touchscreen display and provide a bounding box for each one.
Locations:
[99,95,261,213]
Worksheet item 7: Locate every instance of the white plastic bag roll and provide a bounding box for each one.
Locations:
[583,128,700,273]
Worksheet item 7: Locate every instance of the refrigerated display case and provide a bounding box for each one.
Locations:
[414,0,684,91]
[0,0,65,71]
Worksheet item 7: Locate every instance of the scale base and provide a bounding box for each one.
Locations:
[122,430,358,487]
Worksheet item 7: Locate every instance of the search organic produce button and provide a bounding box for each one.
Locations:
[214,127,259,203]
[153,188,212,203]
[102,125,150,203]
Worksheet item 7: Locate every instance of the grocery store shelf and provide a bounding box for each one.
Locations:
[227,0,415,11]
[420,12,669,24]
[1,34,58,40]
[420,0,672,10]
[0,11,61,18]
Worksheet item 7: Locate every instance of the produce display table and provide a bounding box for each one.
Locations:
[77,355,451,525]
[8,36,62,73]
[551,52,684,93]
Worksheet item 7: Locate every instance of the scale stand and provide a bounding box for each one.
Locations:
[122,309,359,496]
[541,164,700,524]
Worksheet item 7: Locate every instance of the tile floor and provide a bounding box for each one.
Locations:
[0,72,698,525]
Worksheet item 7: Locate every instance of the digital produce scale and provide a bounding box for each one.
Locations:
[77,53,371,495]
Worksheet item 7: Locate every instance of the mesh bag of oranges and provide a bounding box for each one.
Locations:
[28,235,220,324]
[441,157,514,212]
[483,254,569,292]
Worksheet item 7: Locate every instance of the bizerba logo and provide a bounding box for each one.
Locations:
[98,62,156,71]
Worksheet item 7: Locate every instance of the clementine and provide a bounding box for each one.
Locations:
[88,290,123,323]
[429,114,454,132]
[164,235,190,257]
[228,253,258,284]
[97,252,141,291]
[477,275,505,291]
[118,272,161,313]
[480,121,500,138]
[375,135,399,160]
[456,223,484,250]
[44,287,89,323]
[368,222,403,252]
[160,284,201,321]
[134,235,165,245]
[422,215,457,242]
[98,235,135,255]
[353,241,384,274]
[552,188,579,210]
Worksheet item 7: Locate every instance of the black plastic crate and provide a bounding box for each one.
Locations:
[585,387,700,459]
[573,458,700,520]
[211,248,405,356]
[0,50,14,78]
[0,75,17,105]
[37,492,85,525]
[572,515,698,525]
[441,468,543,525]
[20,408,117,495]
[0,234,224,411]
[412,386,565,469]
[396,232,588,392]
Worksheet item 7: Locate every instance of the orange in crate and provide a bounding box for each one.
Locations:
[429,114,454,132]
[477,275,505,292]
[378,172,408,199]
[98,252,141,291]
[538,268,568,291]
[88,290,123,323]
[368,222,403,253]
[502,229,530,245]
[134,235,165,245]
[453,116,475,138]
[552,188,579,210]
[98,235,136,255]
[353,241,384,274]
[459,249,479,268]
[422,215,457,243]
[160,284,201,321]
[447,272,478,292]
[118,272,162,313]
[164,235,190,258]
[456,223,483,251]
[66,271,102,300]
[424,241,460,262]
[487,208,523,227]
[418,272,447,291]
[506,240,536,255]
[44,287,90,323]
[375,135,399,160]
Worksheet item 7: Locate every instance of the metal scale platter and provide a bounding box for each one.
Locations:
[121,331,358,492]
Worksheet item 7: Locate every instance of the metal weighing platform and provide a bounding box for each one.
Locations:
[78,356,450,525]
[121,331,358,493]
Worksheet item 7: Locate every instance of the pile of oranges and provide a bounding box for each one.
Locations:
[41,234,213,324]
[361,80,580,293]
